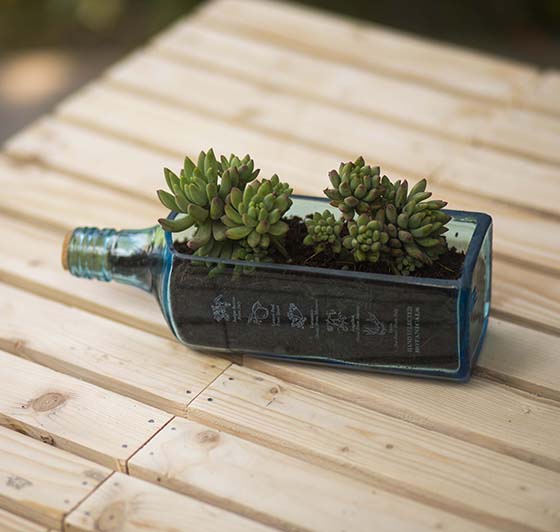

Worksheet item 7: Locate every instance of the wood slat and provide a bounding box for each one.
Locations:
[156,20,560,167]
[0,214,169,339]
[517,70,560,115]
[0,425,110,529]
[475,319,560,398]
[64,472,272,532]
[491,261,560,337]
[196,0,539,106]
[0,509,48,532]
[154,22,497,142]
[106,50,457,177]
[0,156,160,233]
[189,365,560,532]
[0,283,230,416]
[103,50,560,215]
[129,417,493,532]
[242,319,560,471]
[49,85,560,276]
[0,349,171,471]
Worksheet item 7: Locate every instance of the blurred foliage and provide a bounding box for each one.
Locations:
[0,0,559,66]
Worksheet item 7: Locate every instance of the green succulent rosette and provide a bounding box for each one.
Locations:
[342,213,389,263]
[221,174,293,255]
[323,156,386,221]
[303,210,343,253]
[378,178,451,274]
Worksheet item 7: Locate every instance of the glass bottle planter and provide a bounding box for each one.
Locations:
[64,196,492,381]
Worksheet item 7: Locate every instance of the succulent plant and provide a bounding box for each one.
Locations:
[342,214,389,263]
[303,210,343,253]
[157,150,294,273]
[156,149,260,251]
[323,156,386,221]
[221,174,293,256]
[377,178,451,274]
[309,158,451,275]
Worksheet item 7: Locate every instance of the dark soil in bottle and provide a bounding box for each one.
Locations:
[169,218,465,370]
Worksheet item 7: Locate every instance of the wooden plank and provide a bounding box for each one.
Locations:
[476,319,560,399]
[472,108,560,166]
[0,425,110,530]
[189,365,560,532]
[517,70,560,116]
[50,85,560,275]
[196,0,539,106]
[3,117,174,200]
[102,50,560,215]
[242,320,560,472]
[106,50,460,178]
[491,261,560,337]
[0,349,172,471]
[154,22,494,142]
[0,509,48,532]
[0,156,160,233]
[0,283,230,416]
[64,472,272,532]
[0,215,170,339]
[156,21,560,166]
[55,83,337,191]
[129,417,493,532]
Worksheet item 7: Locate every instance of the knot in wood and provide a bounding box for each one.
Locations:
[95,500,126,532]
[31,392,67,412]
[196,429,220,446]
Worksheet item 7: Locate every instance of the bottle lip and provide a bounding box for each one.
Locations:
[61,230,73,271]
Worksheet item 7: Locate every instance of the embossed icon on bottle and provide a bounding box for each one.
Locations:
[288,303,307,329]
[363,313,386,336]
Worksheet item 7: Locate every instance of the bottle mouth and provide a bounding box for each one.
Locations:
[61,231,73,271]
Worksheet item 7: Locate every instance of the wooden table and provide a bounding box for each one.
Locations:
[1,0,559,530]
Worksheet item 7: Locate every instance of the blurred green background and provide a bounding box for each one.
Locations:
[1,0,560,142]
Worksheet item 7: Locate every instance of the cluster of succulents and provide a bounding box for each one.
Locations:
[158,151,450,276]
[157,150,293,273]
[304,157,450,275]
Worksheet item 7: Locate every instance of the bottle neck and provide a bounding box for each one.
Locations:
[63,226,166,292]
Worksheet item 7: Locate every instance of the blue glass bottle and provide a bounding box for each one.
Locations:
[64,196,492,381]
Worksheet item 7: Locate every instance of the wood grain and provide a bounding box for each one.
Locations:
[0,349,171,471]
[129,417,493,532]
[0,156,160,233]
[517,70,560,115]
[242,318,560,471]
[189,365,560,532]
[0,509,48,532]
[154,22,501,142]
[102,50,560,215]
[0,283,230,416]
[197,0,538,106]
[0,425,110,529]
[64,472,273,532]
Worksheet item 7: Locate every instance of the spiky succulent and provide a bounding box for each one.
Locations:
[342,214,389,263]
[378,178,451,274]
[303,210,343,253]
[157,150,293,271]
[305,158,451,275]
[221,174,293,256]
[323,156,386,221]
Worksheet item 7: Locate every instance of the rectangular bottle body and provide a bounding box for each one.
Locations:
[164,198,492,381]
